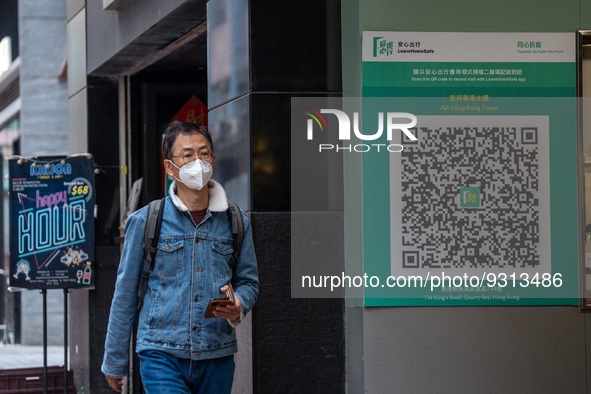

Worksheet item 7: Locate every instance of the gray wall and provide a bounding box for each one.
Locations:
[360,307,589,393]
[19,0,68,157]
[85,0,205,75]
[85,0,183,73]
[18,0,68,346]
[342,0,591,393]
[66,0,89,390]
[208,0,345,392]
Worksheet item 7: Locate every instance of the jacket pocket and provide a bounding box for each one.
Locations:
[146,289,162,331]
[212,240,233,278]
[156,239,185,279]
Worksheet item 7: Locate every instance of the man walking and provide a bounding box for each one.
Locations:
[102,121,259,393]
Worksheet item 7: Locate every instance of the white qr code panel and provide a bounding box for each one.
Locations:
[390,116,551,277]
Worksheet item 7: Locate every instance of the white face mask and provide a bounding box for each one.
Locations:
[170,159,213,190]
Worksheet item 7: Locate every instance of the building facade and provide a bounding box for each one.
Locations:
[67,0,342,392]
[0,0,69,347]
[65,0,591,393]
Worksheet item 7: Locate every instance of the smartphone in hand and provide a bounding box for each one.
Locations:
[204,284,235,318]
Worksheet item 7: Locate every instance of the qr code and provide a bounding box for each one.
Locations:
[390,116,551,276]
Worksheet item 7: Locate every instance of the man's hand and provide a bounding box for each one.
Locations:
[105,375,125,392]
[213,285,241,322]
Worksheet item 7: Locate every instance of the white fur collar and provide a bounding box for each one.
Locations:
[168,179,229,212]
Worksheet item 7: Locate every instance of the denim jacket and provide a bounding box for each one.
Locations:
[101,180,258,378]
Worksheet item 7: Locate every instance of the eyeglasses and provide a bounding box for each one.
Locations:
[171,151,214,165]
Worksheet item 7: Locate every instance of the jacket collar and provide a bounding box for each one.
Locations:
[168,179,229,212]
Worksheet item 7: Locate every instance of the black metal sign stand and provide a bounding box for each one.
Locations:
[41,289,47,394]
[63,289,68,394]
[40,289,69,394]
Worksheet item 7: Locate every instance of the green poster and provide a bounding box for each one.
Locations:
[361,32,578,306]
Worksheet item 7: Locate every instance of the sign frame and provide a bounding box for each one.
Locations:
[8,154,96,290]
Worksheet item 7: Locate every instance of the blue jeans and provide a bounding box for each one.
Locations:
[138,350,235,394]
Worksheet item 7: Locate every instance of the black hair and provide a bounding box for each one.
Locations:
[161,121,214,159]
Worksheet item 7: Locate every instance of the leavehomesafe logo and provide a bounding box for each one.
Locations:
[373,36,394,57]
[373,36,434,58]
[304,108,418,153]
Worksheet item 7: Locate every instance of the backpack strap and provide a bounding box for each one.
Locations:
[137,197,166,312]
[226,201,244,271]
